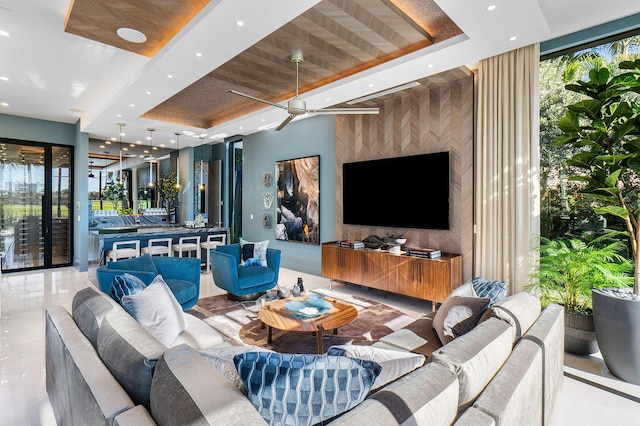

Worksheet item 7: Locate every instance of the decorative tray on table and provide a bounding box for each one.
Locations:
[285,294,333,318]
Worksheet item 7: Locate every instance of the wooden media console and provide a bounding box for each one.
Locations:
[321,242,462,305]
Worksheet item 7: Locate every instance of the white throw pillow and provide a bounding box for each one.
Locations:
[449,281,477,298]
[327,344,426,390]
[121,274,187,346]
[199,345,274,390]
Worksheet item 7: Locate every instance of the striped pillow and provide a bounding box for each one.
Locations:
[109,273,146,304]
[472,277,507,305]
[234,352,381,426]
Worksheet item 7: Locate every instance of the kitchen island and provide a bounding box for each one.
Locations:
[88,226,228,285]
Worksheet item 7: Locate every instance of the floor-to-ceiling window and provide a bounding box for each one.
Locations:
[0,140,72,271]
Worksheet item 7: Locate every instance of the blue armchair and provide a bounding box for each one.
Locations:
[95,254,201,310]
[210,243,281,299]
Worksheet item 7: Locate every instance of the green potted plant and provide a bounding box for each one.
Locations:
[102,180,125,213]
[527,235,632,355]
[156,171,180,223]
[553,59,640,382]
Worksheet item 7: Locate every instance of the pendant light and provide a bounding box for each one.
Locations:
[147,128,155,188]
[175,132,181,189]
[199,136,205,190]
[88,160,95,178]
[117,123,125,184]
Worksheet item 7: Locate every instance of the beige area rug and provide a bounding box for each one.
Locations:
[187,289,415,354]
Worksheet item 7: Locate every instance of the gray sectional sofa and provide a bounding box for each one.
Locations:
[45,286,564,425]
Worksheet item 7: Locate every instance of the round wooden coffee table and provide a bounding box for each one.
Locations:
[258,296,357,354]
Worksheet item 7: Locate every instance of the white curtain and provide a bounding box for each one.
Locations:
[474,44,540,294]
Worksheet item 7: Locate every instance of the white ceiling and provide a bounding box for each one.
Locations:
[1,0,639,150]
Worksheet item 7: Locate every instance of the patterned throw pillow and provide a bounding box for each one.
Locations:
[240,238,269,266]
[472,277,507,305]
[109,273,147,304]
[234,352,381,426]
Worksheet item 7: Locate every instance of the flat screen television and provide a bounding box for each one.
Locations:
[342,151,449,229]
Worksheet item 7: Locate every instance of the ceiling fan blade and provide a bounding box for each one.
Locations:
[307,107,379,115]
[275,115,295,131]
[227,90,288,111]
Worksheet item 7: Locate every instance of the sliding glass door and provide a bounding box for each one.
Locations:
[0,141,72,271]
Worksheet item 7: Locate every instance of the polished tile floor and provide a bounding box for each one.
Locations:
[0,266,638,425]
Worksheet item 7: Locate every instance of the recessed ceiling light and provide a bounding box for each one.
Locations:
[167,74,173,79]
[146,91,151,95]
[0,76,8,81]
[195,52,203,57]
[144,150,149,154]
[487,5,496,11]
[509,36,517,41]
[368,83,374,88]
[99,145,105,149]
[105,141,111,145]
[326,97,331,101]
[236,20,244,27]
[130,104,135,107]
[239,126,243,130]
[122,147,128,151]
[116,114,122,118]
[0,30,9,37]
[116,27,147,43]
[130,144,135,147]
[261,119,266,122]
[137,141,142,144]
[159,144,165,148]
[111,137,117,141]
[0,103,6,107]
[427,64,434,68]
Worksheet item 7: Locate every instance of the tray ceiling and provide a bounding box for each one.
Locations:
[64,0,211,57]
[65,0,461,131]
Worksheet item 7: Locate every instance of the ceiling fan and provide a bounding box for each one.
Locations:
[228,52,379,131]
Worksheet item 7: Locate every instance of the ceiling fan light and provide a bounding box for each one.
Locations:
[287,99,307,115]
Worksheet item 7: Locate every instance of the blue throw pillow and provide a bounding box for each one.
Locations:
[472,277,507,305]
[244,258,262,267]
[234,352,381,426]
[109,273,147,304]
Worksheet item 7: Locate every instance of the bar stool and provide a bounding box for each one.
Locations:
[172,236,201,258]
[200,234,226,273]
[106,240,140,263]
[141,238,173,257]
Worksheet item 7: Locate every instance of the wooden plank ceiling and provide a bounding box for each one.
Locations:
[64,0,210,57]
[64,0,461,129]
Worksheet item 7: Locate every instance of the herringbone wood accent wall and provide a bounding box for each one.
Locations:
[336,72,474,282]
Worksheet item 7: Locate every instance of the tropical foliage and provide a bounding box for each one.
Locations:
[540,34,640,295]
[540,35,640,240]
[528,235,633,314]
[552,59,640,294]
